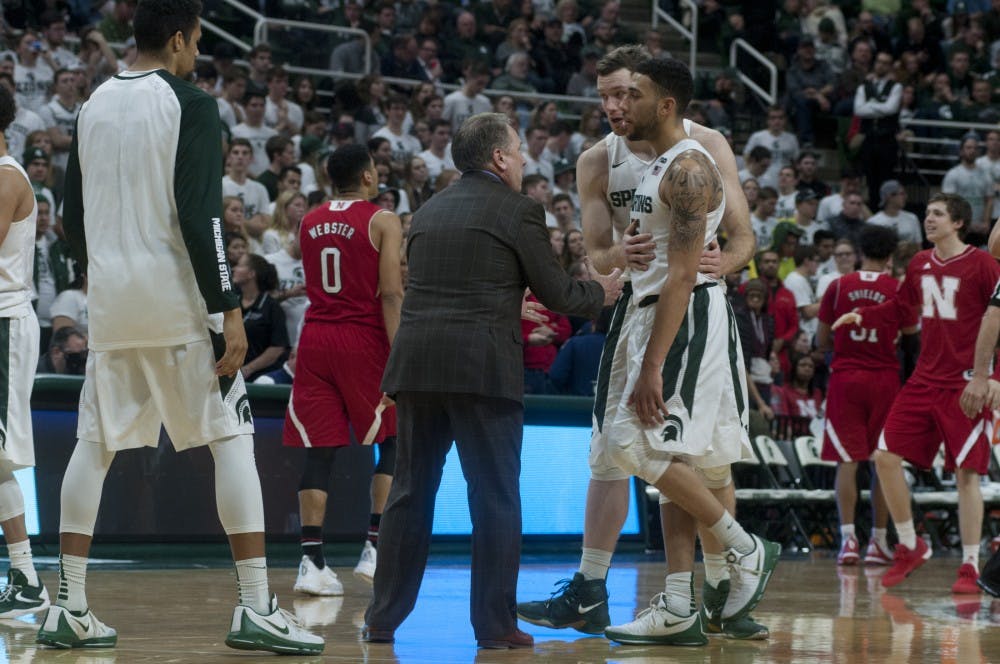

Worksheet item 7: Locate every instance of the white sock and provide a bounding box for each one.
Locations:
[235,557,271,614]
[579,547,613,581]
[663,572,694,616]
[840,524,855,539]
[7,539,38,586]
[872,528,889,548]
[895,520,917,550]
[703,552,729,587]
[57,554,88,613]
[709,512,754,554]
[962,545,979,568]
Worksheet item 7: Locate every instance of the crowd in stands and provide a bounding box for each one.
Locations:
[2,1,999,414]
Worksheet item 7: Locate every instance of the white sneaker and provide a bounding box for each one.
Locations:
[604,593,707,646]
[722,534,781,621]
[225,595,324,655]
[353,541,377,583]
[293,556,343,596]
[36,605,117,649]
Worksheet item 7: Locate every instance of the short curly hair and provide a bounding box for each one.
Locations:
[0,85,14,135]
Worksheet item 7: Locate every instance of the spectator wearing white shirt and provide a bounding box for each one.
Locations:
[223,139,271,252]
[782,244,820,344]
[232,89,278,177]
[738,146,776,190]
[51,276,88,336]
[941,135,994,234]
[743,106,800,189]
[522,174,558,228]
[264,66,303,137]
[442,61,492,129]
[974,129,1000,220]
[854,51,901,210]
[373,95,422,166]
[12,31,55,113]
[0,73,45,167]
[38,68,80,172]
[815,239,857,299]
[751,186,780,249]
[41,13,83,71]
[217,67,247,129]
[775,166,799,221]
[817,168,867,223]
[522,125,554,184]
[418,119,454,185]
[867,180,922,246]
[793,189,829,244]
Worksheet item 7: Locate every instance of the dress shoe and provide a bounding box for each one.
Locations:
[361,625,395,643]
[477,629,533,649]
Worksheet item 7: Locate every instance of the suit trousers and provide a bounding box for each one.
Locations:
[365,391,524,640]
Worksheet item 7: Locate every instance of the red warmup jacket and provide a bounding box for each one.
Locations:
[521,295,572,372]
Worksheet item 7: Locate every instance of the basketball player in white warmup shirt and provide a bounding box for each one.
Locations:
[35,0,321,655]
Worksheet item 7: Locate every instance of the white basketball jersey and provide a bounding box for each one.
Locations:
[629,138,725,302]
[604,133,653,242]
[604,120,695,242]
[0,156,37,314]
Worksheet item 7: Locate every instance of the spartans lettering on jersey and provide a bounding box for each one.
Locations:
[630,194,654,215]
[608,189,635,209]
[308,222,356,240]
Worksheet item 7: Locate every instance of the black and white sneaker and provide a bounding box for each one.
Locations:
[516,573,609,635]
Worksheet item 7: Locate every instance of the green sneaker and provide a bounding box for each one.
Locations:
[0,569,50,619]
[604,593,707,646]
[701,579,769,640]
[720,615,769,639]
[722,535,781,623]
[225,595,324,655]
[36,605,117,648]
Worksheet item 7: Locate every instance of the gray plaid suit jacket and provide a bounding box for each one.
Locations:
[382,170,604,402]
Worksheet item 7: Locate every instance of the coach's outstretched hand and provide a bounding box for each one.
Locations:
[831,311,862,330]
[585,257,624,306]
[216,308,249,377]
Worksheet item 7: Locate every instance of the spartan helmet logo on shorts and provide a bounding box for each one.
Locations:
[661,414,684,445]
[235,395,253,425]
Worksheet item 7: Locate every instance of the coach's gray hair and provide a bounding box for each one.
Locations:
[452,112,513,172]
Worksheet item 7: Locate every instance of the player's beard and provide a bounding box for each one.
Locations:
[626,113,656,142]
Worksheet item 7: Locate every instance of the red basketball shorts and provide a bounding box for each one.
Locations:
[878,380,990,474]
[822,368,899,463]
[283,323,396,448]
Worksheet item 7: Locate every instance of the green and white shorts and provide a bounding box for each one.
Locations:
[0,303,39,469]
[607,283,753,486]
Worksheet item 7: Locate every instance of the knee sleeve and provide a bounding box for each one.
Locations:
[374,436,395,476]
[298,447,338,492]
[209,435,265,535]
[0,461,24,523]
[60,439,115,536]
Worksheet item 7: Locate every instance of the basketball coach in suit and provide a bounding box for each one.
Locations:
[364,113,622,648]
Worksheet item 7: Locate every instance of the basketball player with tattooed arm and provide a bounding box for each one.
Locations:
[518,46,766,644]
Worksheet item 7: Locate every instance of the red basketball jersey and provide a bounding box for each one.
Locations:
[818,271,915,373]
[300,198,385,330]
[861,246,1000,389]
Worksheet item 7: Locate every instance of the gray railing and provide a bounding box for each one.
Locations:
[651,0,698,79]
[899,117,999,178]
[729,38,777,107]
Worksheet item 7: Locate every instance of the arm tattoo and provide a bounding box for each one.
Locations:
[663,150,721,252]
